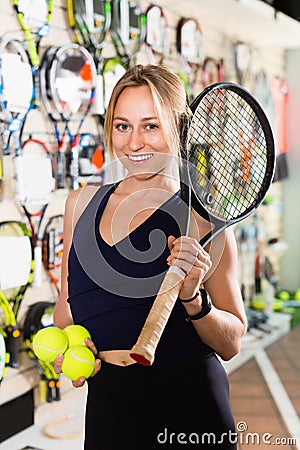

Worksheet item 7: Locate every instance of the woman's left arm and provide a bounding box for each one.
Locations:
[181,228,248,361]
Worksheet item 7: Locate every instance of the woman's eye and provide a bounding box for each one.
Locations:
[116,124,129,131]
[146,123,159,130]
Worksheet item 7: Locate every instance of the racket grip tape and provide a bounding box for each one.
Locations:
[33,245,42,287]
[130,267,184,366]
[5,326,21,368]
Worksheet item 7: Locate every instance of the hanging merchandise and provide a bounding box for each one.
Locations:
[42,214,64,296]
[0,38,33,156]
[145,4,169,65]
[270,78,290,181]
[111,0,146,69]
[176,17,205,101]
[39,43,97,190]
[67,0,112,116]
[0,220,33,369]
[12,0,53,107]
[23,301,61,403]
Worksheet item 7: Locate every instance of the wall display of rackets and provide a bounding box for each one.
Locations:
[130,81,276,366]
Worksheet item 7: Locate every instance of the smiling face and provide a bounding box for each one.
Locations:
[112,85,175,179]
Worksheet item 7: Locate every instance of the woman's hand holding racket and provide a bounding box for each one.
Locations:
[167,235,212,301]
[130,81,275,366]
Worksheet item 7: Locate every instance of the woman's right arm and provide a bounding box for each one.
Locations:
[54,186,97,329]
[53,190,80,328]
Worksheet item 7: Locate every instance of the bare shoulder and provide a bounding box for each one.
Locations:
[65,185,99,228]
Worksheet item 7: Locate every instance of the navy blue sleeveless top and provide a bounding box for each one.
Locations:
[68,183,214,366]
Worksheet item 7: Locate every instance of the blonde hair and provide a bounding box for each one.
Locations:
[103,64,190,160]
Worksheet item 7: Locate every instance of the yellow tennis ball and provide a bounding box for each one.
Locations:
[32,327,68,362]
[63,324,91,347]
[62,345,95,381]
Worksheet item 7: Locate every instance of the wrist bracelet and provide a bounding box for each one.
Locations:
[186,289,212,321]
[178,291,199,303]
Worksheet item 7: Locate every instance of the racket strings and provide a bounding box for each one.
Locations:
[189,87,271,221]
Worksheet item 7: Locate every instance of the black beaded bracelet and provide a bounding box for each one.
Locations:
[186,289,212,321]
[178,291,199,303]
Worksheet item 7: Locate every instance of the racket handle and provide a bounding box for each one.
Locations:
[57,151,65,189]
[14,155,24,200]
[33,245,42,287]
[92,74,105,115]
[6,325,20,368]
[130,267,184,366]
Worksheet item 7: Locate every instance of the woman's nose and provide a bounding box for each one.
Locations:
[128,129,144,151]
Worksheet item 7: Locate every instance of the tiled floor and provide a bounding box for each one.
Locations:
[229,323,300,450]
[1,320,300,449]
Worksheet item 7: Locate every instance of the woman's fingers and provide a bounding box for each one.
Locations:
[53,338,102,388]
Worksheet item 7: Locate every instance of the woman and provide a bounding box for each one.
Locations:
[54,64,247,449]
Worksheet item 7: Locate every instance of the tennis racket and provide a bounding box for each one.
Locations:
[48,43,97,190]
[0,330,8,382]
[23,301,61,402]
[201,57,226,89]
[68,0,91,47]
[12,0,53,108]
[42,214,64,295]
[0,220,33,319]
[77,132,105,185]
[81,0,111,115]
[111,0,146,69]
[0,38,33,158]
[176,17,205,101]
[145,4,169,65]
[0,220,33,368]
[15,137,55,287]
[130,81,275,366]
[233,41,252,87]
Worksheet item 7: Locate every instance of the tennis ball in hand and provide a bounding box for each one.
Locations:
[32,327,68,362]
[61,345,95,381]
[63,324,91,347]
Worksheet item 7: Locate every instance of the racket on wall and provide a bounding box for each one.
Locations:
[12,0,53,108]
[48,43,97,190]
[0,220,33,319]
[111,0,146,68]
[176,17,205,101]
[77,132,105,185]
[145,4,169,65]
[0,38,33,158]
[23,301,61,402]
[42,214,64,296]
[0,330,8,382]
[0,220,33,368]
[130,81,275,366]
[201,57,226,89]
[40,45,68,189]
[233,41,252,87]
[15,137,55,287]
[82,0,111,115]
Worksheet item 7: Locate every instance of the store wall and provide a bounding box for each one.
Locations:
[281,48,300,290]
[0,0,295,409]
